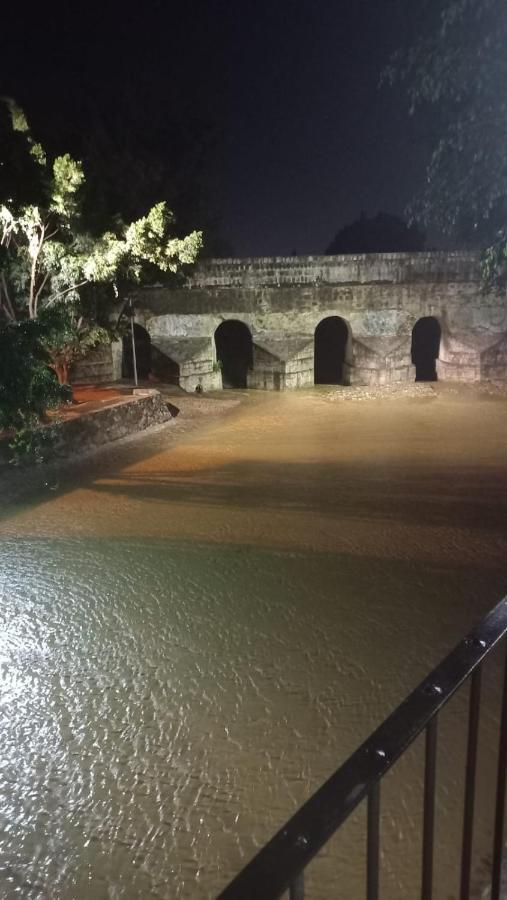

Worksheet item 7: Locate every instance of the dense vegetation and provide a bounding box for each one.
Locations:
[0,100,202,442]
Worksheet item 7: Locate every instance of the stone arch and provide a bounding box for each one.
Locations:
[314,316,351,385]
[122,324,152,379]
[411,316,441,381]
[214,320,253,388]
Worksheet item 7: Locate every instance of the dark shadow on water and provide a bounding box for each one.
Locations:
[84,458,507,536]
[2,395,507,581]
[2,449,507,544]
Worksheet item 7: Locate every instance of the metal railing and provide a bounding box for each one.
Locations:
[218,596,507,900]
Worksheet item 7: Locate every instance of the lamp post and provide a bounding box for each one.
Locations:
[126,300,138,387]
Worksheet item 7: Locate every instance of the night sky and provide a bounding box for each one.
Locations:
[2,0,434,257]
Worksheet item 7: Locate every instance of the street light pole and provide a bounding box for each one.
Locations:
[128,301,138,387]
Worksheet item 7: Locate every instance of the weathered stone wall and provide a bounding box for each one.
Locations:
[129,252,507,390]
[0,390,172,467]
[71,340,123,384]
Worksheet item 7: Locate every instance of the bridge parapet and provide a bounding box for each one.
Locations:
[126,251,507,391]
[188,251,480,289]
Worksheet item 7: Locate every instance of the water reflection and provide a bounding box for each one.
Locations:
[0,388,506,898]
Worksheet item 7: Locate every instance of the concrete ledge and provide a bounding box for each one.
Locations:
[0,390,172,466]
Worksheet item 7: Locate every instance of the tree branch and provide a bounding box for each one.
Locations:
[0,273,16,321]
[48,279,89,303]
[29,223,45,319]
[33,271,50,318]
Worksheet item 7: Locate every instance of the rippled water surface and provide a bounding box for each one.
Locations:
[1,387,507,899]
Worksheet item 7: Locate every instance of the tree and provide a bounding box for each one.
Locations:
[383,0,507,287]
[76,97,217,246]
[0,314,71,434]
[38,306,110,386]
[0,100,203,379]
[326,211,425,255]
[25,86,231,259]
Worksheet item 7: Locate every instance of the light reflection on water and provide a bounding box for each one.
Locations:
[0,388,506,898]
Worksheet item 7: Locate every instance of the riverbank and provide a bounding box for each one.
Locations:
[0,384,242,506]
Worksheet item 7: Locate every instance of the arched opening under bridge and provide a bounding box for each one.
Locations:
[411,317,441,381]
[314,316,350,384]
[122,324,152,379]
[214,320,253,388]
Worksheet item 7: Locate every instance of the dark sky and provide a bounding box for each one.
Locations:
[2,0,433,256]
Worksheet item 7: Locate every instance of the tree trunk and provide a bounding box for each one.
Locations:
[52,361,70,386]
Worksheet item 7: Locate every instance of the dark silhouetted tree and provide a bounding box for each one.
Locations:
[325,211,426,255]
[27,86,228,257]
[384,0,507,288]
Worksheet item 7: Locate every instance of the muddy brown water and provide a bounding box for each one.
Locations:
[0,385,506,899]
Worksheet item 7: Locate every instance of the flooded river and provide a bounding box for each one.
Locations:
[0,385,506,899]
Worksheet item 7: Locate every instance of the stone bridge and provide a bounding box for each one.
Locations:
[122,251,507,391]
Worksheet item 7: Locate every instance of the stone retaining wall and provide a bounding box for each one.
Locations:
[71,340,123,385]
[0,390,172,467]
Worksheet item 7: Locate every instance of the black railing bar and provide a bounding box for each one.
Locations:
[491,645,507,900]
[421,716,438,900]
[459,667,482,900]
[367,783,380,900]
[217,597,507,900]
[288,871,304,900]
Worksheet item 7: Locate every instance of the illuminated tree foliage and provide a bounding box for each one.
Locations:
[384,0,507,287]
[0,99,203,374]
[0,99,202,445]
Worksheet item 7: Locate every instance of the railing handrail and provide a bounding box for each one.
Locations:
[217,596,507,900]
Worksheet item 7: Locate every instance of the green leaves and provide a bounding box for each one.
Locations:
[0,100,203,438]
[4,98,30,135]
[481,233,507,292]
[0,317,69,432]
[39,302,110,370]
[0,102,203,324]
[79,202,202,285]
[50,154,85,218]
[3,97,47,171]
[123,202,202,276]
